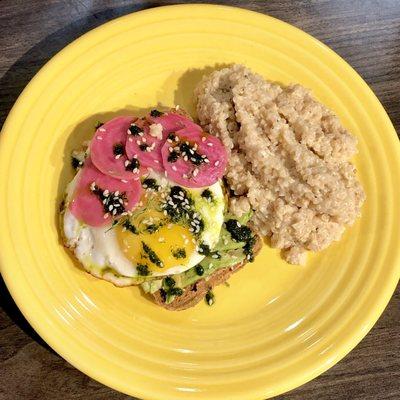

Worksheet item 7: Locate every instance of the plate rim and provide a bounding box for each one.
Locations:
[0,4,399,400]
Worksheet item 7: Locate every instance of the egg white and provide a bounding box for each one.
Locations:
[63,170,225,280]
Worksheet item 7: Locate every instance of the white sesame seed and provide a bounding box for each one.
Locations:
[189,227,194,232]
[184,239,189,245]
[168,146,173,152]
[142,137,147,143]
[154,160,159,164]
[207,142,213,147]
[176,105,180,110]
[214,160,220,167]
[183,155,188,161]
[103,213,109,219]
[96,136,103,141]
[237,221,241,227]
[121,179,128,183]
[212,254,219,259]
[204,159,210,163]
[115,154,122,159]
[193,168,199,177]
[128,137,133,142]
[174,136,179,142]
[158,237,165,242]
[136,140,141,145]
[114,191,120,196]
[164,171,168,177]
[133,154,138,158]
[201,136,206,142]
[99,128,106,132]
[103,189,109,196]
[163,210,168,216]
[182,174,188,179]
[172,165,177,171]
[124,160,130,167]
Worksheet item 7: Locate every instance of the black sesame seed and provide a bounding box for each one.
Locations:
[167,150,179,163]
[195,265,204,276]
[125,158,140,172]
[113,143,124,156]
[142,178,159,190]
[201,189,213,201]
[139,143,149,151]
[71,156,82,171]
[128,124,142,136]
[150,109,163,117]
[167,133,176,141]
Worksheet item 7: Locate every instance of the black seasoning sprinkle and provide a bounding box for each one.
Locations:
[164,277,175,288]
[142,178,159,190]
[172,248,186,259]
[91,184,127,216]
[113,143,124,156]
[139,143,149,151]
[205,290,215,306]
[150,109,163,117]
[142,242,163,267]
[225,219,256,261]
[167,150,179,163]
[201,189,213,201]
[146,224,159,234]
[137,264,150,276]
[71,156,83,171]
[122,220,137,234]
[128,124,142,136]
[179,142,205,166]
[125,158,140,172]
[169,287,183,296]
[195,265,204,276]
[167,133,176,141]
[198,242,211,256]
[95,121,103,129]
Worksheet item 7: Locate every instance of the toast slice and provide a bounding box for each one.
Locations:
[152,233,262,310]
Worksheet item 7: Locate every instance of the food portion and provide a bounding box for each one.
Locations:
[61,108,259,309]
[196,64,365,264]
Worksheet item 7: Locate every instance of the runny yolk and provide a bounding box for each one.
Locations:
[115,213,196,272]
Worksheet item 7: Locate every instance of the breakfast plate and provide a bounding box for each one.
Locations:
[0,4,399,400]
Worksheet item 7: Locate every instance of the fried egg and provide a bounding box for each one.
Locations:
[63,170,225,283]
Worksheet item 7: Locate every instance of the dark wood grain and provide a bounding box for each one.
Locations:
[0,1,399,399]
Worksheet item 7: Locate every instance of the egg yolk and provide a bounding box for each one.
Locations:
[115,211,196,272]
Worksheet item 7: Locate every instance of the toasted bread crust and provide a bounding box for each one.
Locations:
[152,234,262,310]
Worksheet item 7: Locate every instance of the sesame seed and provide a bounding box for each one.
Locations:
[121,179,128,183]
[164,171,168,177]
[184,239,189,245]
[209,263,214,268]
[204,159,210,163]
[189,227,194,232]
[112,209,117,215]
[115,191,120,196]
[212,254,219,259]
[201,154,207,158]
[167,139,172,143]
[172,165,177,171]
[168,147,173,152]
[128,137,133,142]
[183,155,188,161]
[174,136,179,142]
[214,160,220,167]
[142,137,147,143]
[193,168,199,177]
[103,189,109,196]
[154,160,159,164]
[158,237,165,242]
[103,213,109,219]
[237,221,241,227]
[96,136,103,141]
[163,210,168,216]
[207,142,213,147]
[115,154,122,159]
[201,136,206,142]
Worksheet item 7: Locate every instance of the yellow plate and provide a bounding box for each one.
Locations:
[0,5,399,399]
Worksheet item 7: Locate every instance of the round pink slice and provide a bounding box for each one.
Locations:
[90,116,144,180]
[125,117,166,173]
[69,158,141,226]
[161,132,227,188]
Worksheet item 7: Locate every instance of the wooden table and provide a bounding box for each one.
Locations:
[0,1,399,399]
